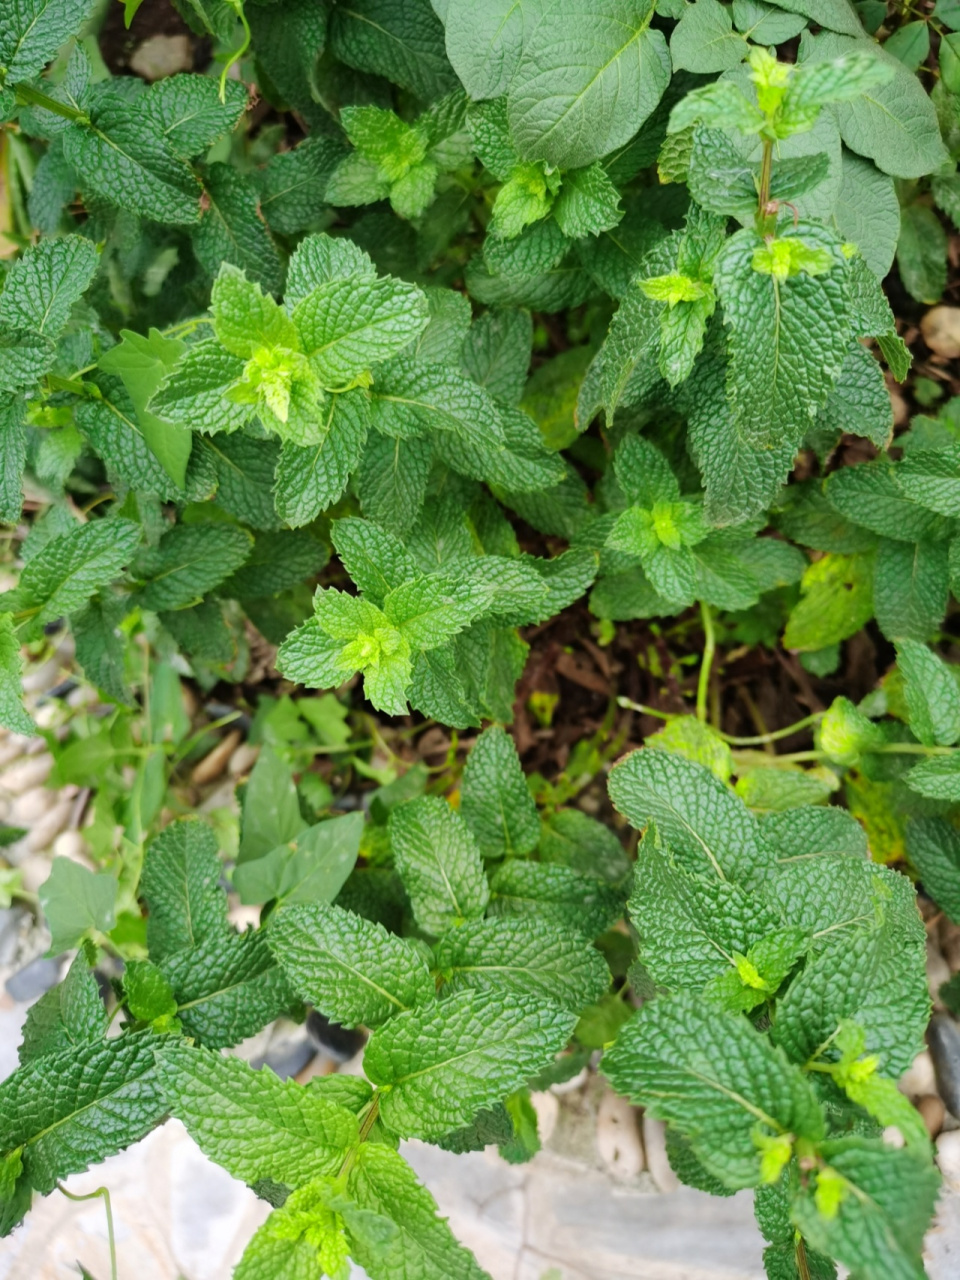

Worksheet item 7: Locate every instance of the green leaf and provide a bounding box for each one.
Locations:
[552,163,623,240]
[258,137,347,236]
[732,0,806,41]
[760,0,863,36]
[607,747,772,883]
[331,517,419,606]
[0,235,98,339]
[0,613,33,735]
[19,953,106,1064]
[434,916,611,1009]
[896,203,947,305]
[507,0,671,170]
[442,0,530,100]
[0,0,96,83]
[122,959,177,1023]
[99,328,192,487]
[149,339,249,436]
[364,989,577,1139]
[459,724,540,858]
[234,1181,349,1280]
[238,747,302,864]
[791,1139,939,1280]
[383,574,492,648]
[143,73,247,159]
[670,0,747,73]
[139,818,229,960]
[388,797,489,935]
[488,860,626,939]
[831,150,900,280]
[159,927,296,1049]
[626,831,784,989]
[232,813,363,908]
[345,1142,489,1280]
[825,460,945,542]
[294,277,429,387]
[783,552,875,651]
[328,0,458,102]
[770,931,880,1062]
[904,753,960,802]
[275,389,370,528]
[0,1037,167,1194]
[268,901,434,1027]
[156,1040,359,1186]
[906,817,960,923]
[538,807,631,882]
[134,523,252,612]
[193,164,284,295]
[896,639,960,746]
[603,993,825,1189]
[873,538,948,641]
[714,222,850,449]
[38,856,117,952]
[816,342,892,449]
[0,328,56,392]
[62,89,202,223]
[799,31,949,179]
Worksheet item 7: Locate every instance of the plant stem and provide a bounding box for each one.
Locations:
[616,697,673,723]
[721,712,824,746]
[14,83,89,124]
[758,137,774,219]
[696,601,715,724]
[57,1183,117,1280]
[796,1235,812,1280]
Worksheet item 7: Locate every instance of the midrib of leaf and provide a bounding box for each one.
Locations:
[22,1043,154,1151]
[652,1062,786,1133]
[5,0,52,73]
[338,6,444,67]
[533,12,654,153]
[175,966,272,1011]
[298,944,410,1011]
[203,185,244,258]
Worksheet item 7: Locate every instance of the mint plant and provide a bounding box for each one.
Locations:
[0,0,954,1274]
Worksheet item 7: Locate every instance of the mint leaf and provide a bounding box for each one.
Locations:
[0,613,33,735]
[873,538,948,641]
[488,860,625,939]
[608,748,771,882]
[906,817,960,923]
[19,953,106,1064]
[388,797,490,935]
[193,164,284,295]
[434,916,611,1009]
[791,1139,939,1280]
[268,901,434,1027]
[328,0,458,103]
[99,328,193,487]
[294,276,428,387]
[143,73,247,159]
[0,1037,167,1194]
[63,89,202,223]
[364,989,576,1139]
[714,222,850,449]
[443,0,528,100]
[149,340,249,436]
[602,993,825,1189]
[275,390,370,527]
[139,818,228,959]
[896,639,960,746]
[0,234,98,338]
[38,857,117,952]
[156,1040,359,1186]
[134,523,252,612]
[0,0,96,83]
[460,725,539,858]
[331,517,419,606]
[237,747,302,865]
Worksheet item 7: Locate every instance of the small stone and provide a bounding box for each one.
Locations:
[0,735,32,770]
[0,906,26,967]
[6,955,61,1001]
[900,1049,937,1101]
[596,1090,643,1178]
[529,1090,559,1147]
[250,1022,317,1081]
[21,659,65,696]
[17,853,55,894]
[7,786,51,827]
[227,901,261,932]
[25,796,75,852]
[51,829,93,865]
[918,1093,946,1139]
[929,1014,960,1119]
[192,730,243,786]
[129,33,193,80]
[882,1125,905,1149]
[927,939,950,1009]
[922,306,960,359]
[642,1114,679,1193]
[228,742,260,777]
[0,754,53,795]
[937,1129,960,1189]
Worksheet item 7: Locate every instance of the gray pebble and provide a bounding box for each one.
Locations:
[6,955,61,1002]
[929,1014,960,1119]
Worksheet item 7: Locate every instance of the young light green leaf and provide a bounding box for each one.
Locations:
[99,328,192,487]
[294,277,429,387]
[38,857,117,952]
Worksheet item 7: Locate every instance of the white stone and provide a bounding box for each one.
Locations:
[530,1090,559,1146]
[25,797,75,852]
[192,730,243,785]
[51,829,92,865]
[7,786,53,827]
[228,742,260,777]
[0,754,52,796]
[642,1114,679,1193]
[596,1090,643,1178]
[938,1130,960,1190]
[901,1050,938,1101]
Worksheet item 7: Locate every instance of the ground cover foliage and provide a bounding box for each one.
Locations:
[1,0,960,1275]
